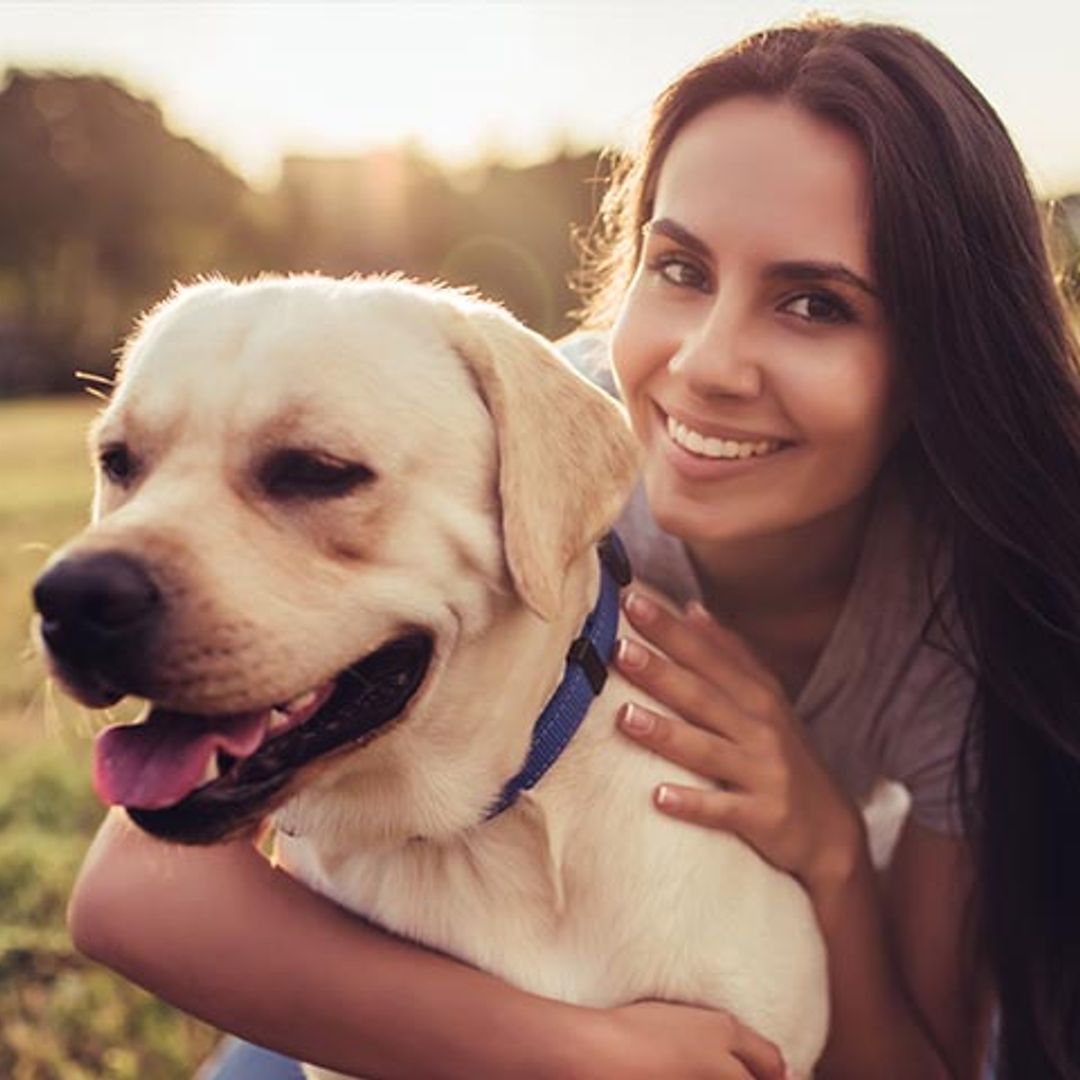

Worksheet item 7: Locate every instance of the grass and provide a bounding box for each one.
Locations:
[0,395,218,1079]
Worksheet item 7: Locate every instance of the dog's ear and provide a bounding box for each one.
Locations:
[442,301,642,620]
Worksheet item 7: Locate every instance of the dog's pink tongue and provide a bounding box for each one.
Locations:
[93,709,269,810]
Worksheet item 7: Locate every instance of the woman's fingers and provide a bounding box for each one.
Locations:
[652,781,754,832]
[614,636,762,744]
[730,1020,789,1080]
[624,590,752,676]
[617,703,754,788]
[607,1000,788,1079]
[622,591,782,713]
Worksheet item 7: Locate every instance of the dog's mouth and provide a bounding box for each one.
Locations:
[93,632,434,844]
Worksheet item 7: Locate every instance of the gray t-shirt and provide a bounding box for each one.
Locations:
[563,332,975,840]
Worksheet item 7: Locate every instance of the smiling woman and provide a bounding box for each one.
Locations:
[612,96,902,555]
[575,18,1080,1078]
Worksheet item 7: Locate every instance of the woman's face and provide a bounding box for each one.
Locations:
[612,96,905,545]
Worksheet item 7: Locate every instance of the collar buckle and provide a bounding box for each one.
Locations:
[566,635,608,695]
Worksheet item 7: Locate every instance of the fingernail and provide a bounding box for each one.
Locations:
[686,600,711,623]
[619,703,654,735]
[655,784,681,809]
[616,638,648,670]
[624,590,657,623]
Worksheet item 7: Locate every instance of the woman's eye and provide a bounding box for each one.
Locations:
[652,255,709,291]
[782,292,853,324]
[261,450,375,500]
[99,443,136,485]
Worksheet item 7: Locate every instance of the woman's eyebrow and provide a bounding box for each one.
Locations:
[643,218,713,261]
[645,218,878,299]
[766,261,879,298]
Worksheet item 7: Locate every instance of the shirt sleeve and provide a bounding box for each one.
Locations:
[557,332,618,398]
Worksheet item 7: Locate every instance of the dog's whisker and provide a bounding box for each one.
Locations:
[75,369,114,387]
[75,370,114,403]
[17,539,59,556]
[18,628,40,664]
[40,678,64,737]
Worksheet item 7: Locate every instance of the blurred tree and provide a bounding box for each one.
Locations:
[1048,194,1080,308]
[0,70,260,393]
[5,67,1071,400]
[273,145,604,338]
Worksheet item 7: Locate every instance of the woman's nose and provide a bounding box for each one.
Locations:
[667,301,763,398]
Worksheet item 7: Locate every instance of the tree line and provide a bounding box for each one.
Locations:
[0,69,1076,397]
[0,70,609,396]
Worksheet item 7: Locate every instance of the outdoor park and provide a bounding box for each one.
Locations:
[2,3,1080,1077]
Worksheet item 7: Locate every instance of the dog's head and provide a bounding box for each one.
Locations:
[33,276,640,844]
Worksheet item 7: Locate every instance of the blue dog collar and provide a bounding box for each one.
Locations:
[485,532,631,820]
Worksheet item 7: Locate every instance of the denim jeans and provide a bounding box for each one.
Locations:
[198,1037,305,1080]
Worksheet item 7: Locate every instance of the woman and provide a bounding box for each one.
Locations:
[69,18,1080,1078]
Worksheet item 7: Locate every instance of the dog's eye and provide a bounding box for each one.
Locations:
[261,450,375,500]
[99,443,136,485]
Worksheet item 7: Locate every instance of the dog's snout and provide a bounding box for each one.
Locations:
[34,552,162,656]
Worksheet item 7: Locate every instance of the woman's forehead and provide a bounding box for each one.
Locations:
[653,96,872,275]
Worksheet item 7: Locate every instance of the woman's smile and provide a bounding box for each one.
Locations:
[654,402,797,481]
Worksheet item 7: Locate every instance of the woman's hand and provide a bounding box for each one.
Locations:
[594,1000,790,1080]
[613,591,864,900]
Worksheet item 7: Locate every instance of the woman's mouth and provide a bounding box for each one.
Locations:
[665,415,785,460]
[657,408,796,477]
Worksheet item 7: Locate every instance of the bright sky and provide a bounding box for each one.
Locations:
[2,0,1078,194]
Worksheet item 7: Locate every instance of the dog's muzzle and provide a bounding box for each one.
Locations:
[103,633,434,845]
[35,549,435,844]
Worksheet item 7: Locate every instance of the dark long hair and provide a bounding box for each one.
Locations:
[580,19,1080,1077]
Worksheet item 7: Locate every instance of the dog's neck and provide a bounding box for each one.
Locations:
[484,536,627,818]
[440,545,606,807]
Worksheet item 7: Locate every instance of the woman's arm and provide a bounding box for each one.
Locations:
[883,819,993,1077]
[807,816,985,1078]
[70,808,787,1080]
[615,594,988,1079]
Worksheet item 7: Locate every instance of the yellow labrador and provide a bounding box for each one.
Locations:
[36,276,827,1077]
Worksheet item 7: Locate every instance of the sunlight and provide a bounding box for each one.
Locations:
[155,3,557,180]
[3,1,1078,191]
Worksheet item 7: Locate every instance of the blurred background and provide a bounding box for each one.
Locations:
[1,1,1077,1076]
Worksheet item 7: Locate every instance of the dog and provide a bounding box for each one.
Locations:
[35,275,828,1077]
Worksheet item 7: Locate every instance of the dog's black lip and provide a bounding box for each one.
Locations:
[127,632,434,844]
[49,654,126,708]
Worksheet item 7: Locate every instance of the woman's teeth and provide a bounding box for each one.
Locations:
[666,416,782,460]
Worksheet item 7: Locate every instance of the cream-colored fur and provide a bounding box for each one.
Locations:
[61,276,828,1076]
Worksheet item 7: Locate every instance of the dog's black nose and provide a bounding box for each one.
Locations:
[34,552,162,661]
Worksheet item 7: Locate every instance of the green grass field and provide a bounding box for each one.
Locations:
[0,396,218,1079]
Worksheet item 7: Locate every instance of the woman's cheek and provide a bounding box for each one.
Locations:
[610,314,652,431]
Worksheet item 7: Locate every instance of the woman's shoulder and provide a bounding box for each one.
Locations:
[557,331,619,399]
